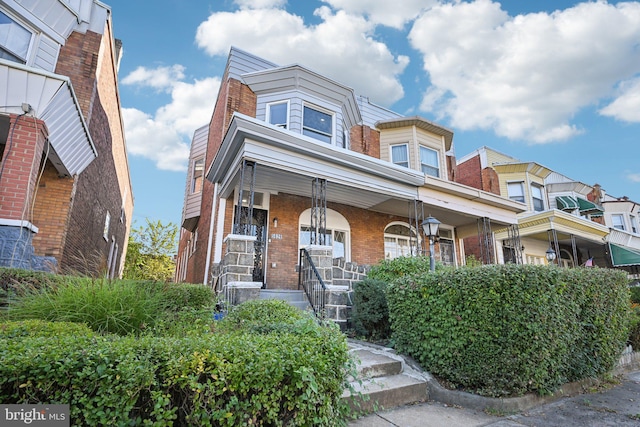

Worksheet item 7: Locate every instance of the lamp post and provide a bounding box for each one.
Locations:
[545,247,557,264]
[421,216,441,272]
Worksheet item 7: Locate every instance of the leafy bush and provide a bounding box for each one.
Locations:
[5,278,165,335]
[629,305,640,350]
[387,264,630,397]
[0,317,351,426]
[138,281,215,312]
[351,279,391,341]
[367,255,433,283]
[630,285,640,304]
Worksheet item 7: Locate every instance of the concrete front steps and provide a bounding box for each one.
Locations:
[258,289,310,311]
[343,341,429,414]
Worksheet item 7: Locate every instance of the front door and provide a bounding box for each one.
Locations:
[240,207,267,284]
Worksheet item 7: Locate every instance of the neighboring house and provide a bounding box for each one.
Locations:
[601,194,640,276]
[457,146,640,278]
[175,48,524,289]
[0,0,133,277]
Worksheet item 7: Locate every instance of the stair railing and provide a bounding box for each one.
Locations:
[298,248,326,319]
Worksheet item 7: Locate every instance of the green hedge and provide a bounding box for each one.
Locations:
[0,308,351,425]
[387,265,630,397]
[351,279,391,341]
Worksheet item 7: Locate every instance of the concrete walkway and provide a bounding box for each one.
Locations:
[350,371,640,427]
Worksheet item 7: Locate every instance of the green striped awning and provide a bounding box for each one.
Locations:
[577,197,604,214]
[556,195,579,211]
[609,243,640,267]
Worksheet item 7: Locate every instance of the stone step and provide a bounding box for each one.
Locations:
[259,289,310,310]
[343,344,428,414]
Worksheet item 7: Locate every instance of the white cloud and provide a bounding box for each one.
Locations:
[195,6,408,106]
[321,0,437,29]
[627,172,640,183]
[409,0,640,143]
[121,65,220,171]
[234,0,286,9]
[121,65,186,92]
[600,77,640,123]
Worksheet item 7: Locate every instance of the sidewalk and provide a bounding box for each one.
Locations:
[349,371,640,427]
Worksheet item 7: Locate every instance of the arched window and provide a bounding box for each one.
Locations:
[384,222,418,260]
[299,208,350,260]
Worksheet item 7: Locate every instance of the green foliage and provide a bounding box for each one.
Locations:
[367,256,433,283]
[629,305,640,350]
[0,315,351,426]
[351,279,391,341]
[139,281,215,312]
[123,218,178,282]
[630,285,640,304]
[387,265,631,397]
[464,254,483,267]
[0,268,64,309]
[5,278,165,335]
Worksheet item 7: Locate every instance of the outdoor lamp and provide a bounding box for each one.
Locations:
[421,216,441,272]
[545,247,557,263]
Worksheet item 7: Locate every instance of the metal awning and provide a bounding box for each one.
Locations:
[609,243,640,267]
[556,195,579,211]
[577,197,604,215]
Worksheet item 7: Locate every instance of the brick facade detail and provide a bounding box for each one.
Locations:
[350,125,380,159]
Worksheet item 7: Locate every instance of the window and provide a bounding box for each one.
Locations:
[420,146,440,177]
[103,211,110,240]
[302,105,332,143]
[612,214,625,231]
[299,208,350,260]
[191,157,204,193]
[531,184,544,212]
[507,182,525,203]
[267,101,288,129]
[0,11,31,63]
[631,215,638,234]
[384,223,417,260]
[391,144,409,168]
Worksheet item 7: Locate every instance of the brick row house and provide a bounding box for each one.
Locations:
[0,0,133,276]
[175,47,525,308]
[457,146,640,277]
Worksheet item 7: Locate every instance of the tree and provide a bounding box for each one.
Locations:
[123,219,178,282]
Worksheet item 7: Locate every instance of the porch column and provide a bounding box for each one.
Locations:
[0,115,51,270]
[310,178,327,245]
[233,159,256,235]
[477,217,495,264]
[221,234,261,305]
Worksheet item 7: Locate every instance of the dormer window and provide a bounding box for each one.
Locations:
[267,101,288,129]
[0,10,31,64]
[531,183,544,212]
[303,105,333,143]
[507,181,525,203]
[391,144,409,168]
[420,146,439,177]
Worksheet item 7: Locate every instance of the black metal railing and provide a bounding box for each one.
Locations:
[298,248,326,319]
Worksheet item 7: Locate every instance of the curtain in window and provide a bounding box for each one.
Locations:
[391,145,409,167]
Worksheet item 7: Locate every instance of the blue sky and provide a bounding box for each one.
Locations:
[106,0,640,228]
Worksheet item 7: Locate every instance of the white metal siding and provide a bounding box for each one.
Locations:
[33,34,59,72]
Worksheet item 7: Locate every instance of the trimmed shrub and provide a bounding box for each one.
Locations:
[387,264,630,397]
[630,285,640,304]
[139,281,215,312]
[0,318,350,426]
[629,305,640,350]
[351,279,391,341]
[367,255,433,283]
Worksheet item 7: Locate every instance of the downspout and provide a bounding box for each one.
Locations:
[203,182,218,285]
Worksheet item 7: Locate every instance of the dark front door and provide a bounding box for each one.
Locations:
[240,207,267,284]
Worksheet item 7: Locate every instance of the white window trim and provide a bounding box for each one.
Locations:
[507,181,526,204]
[298,208,350,261]
[103,211,110,241]
[390,143,410,168]
[530,183,545,212]
[0,9,35,64]
[419,145,440,177]
[384,221,419,260]
[302,103,335,144]
[611,213,626,231]
[266,100,289,129]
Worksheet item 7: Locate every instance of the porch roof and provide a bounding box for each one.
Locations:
[556,195,579,211]
[609,243,640,267]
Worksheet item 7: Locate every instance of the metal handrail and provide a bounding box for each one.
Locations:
[298,248,326,319]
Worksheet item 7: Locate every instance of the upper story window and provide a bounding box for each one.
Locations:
[531,184,544,212]
[507,181,525,203]
[391,144,409,168]
[631,215,638,234]
[191,157,204,193]
[612,214,625,231]
[0,11,31,64]
[420,146,440,177]
[267,101,288,129]
[302,105,333,143]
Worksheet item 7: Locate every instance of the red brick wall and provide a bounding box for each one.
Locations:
[0,115,47,221]
[350,125,380,159]
[31,163,74,259]
[56,30,127,276]
[456,154,501,195]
